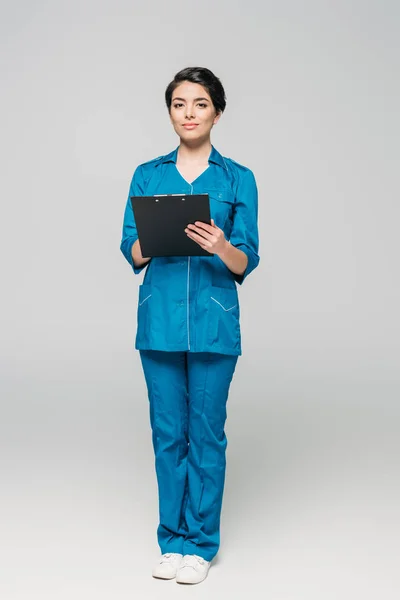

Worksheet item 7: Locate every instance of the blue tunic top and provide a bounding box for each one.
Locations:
[120,145,260,356]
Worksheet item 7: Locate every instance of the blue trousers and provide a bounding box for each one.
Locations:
[139,350,238,561]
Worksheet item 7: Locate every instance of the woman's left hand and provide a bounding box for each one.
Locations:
[185,219,228,255]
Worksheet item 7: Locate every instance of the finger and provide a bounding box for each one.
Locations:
[185,225,214,241]
[187,235,211,252]
[193,221,217,234]
[186,229,211,244]
[186,234,208,251]
[186,229,213,248]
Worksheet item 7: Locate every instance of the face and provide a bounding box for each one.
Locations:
[169,81,221,142]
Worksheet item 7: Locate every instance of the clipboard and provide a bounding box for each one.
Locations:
[130,193,213,257]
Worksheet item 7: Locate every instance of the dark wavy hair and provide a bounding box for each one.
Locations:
[165,67,226,115]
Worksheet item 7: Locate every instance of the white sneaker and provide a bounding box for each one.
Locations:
[152,552,183,579]
[176,554,211,584]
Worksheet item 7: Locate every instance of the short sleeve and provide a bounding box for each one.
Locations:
[119,165,149,275]
[229,168,260,285]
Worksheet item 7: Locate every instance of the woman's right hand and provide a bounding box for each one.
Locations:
[131,239,151,268]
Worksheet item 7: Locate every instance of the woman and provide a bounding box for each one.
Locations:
[120,67,260,584]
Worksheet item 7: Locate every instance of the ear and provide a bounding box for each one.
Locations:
[213,110,222,125]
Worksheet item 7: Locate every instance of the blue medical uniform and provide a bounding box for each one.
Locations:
[120,145,260,561]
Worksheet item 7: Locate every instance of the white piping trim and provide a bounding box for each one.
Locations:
[187,256,190,349]
[139,294,151,306]
[210,297,237,312]
[187,182,194,350]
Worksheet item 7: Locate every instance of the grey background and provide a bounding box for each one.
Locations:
[1,0,399,598]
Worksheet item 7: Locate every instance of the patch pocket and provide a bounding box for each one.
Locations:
[211,189,234,204]
[210,296,237,312]
[207,286,240,351]
[138,284,152,306]
[137,284,152,344]
[208,189,235,227]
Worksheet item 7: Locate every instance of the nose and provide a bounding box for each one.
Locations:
[184,104,195,119]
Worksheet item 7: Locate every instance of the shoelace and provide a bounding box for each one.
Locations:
[180,554,206,570]
[160,552,180,564]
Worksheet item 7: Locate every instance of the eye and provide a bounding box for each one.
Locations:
[198,103,208,108]
[173,103,184,108]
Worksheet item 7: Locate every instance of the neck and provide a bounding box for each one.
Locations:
[177,138,212,165]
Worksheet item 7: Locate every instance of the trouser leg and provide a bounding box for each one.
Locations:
[139,350,189,554]
[182,352,238,561]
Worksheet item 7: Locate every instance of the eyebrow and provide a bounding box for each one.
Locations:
[172,97,210,102]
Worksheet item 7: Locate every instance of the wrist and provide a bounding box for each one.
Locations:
[216,238,230,259]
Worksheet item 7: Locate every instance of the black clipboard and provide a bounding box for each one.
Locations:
[130,193,213,257]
